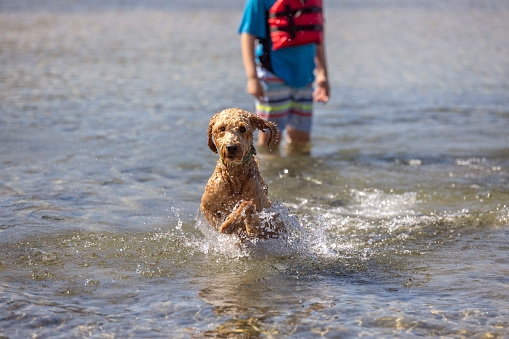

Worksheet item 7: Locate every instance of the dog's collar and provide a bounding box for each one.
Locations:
[220,145,256,167]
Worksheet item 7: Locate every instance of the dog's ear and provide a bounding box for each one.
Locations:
[207,113,218,153]
[249,114,279,146]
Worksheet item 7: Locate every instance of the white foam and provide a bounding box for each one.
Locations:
[338,189,418,219]
[192,204,340,261]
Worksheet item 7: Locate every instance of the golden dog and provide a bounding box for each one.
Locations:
[200,108,285,240]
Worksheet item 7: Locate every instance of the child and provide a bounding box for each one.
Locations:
[239,0,330,152]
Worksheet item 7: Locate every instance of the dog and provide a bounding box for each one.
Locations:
[200,108,286,241]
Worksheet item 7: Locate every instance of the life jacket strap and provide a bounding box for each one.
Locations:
[270,24,323,38]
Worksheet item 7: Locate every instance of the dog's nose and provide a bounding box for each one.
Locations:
[226,145,239,155]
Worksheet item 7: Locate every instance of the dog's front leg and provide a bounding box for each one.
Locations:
[220,201,259,237]
[243,203,261,238]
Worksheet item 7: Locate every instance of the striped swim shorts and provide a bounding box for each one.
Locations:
[255,66,314,133]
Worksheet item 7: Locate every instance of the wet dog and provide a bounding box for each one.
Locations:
[200,108,285,241]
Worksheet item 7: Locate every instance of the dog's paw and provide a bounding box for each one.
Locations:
[244,219,260,238]
[220,214,244,234]
[220,201,256,235]
[243,203,260,237]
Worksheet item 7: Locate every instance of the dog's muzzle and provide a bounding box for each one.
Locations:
[226,144,239,158]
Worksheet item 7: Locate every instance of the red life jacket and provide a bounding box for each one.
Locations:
[268,0,323,50]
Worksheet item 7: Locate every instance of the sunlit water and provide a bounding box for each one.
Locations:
[1,0,509,337]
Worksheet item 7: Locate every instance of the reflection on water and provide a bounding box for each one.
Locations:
[1,0,509,337]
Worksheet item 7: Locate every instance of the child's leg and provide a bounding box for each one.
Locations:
[286,84,314,153]
[286,126,310,143]
[255,67,290,148]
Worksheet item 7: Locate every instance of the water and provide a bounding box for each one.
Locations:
[1,0,508,337]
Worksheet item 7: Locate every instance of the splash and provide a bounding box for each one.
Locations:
[192,202,339,262]
[158,188,508,276]
[345,189,418,219]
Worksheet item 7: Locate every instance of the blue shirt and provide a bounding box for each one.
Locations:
[239,0,317,88]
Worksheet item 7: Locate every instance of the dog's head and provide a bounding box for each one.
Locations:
[207,108,278,165]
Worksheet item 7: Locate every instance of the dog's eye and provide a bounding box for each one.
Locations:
[239,126,246,133]
[219,126,226,132]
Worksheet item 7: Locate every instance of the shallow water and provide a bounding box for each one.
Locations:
[1,0,509,337]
